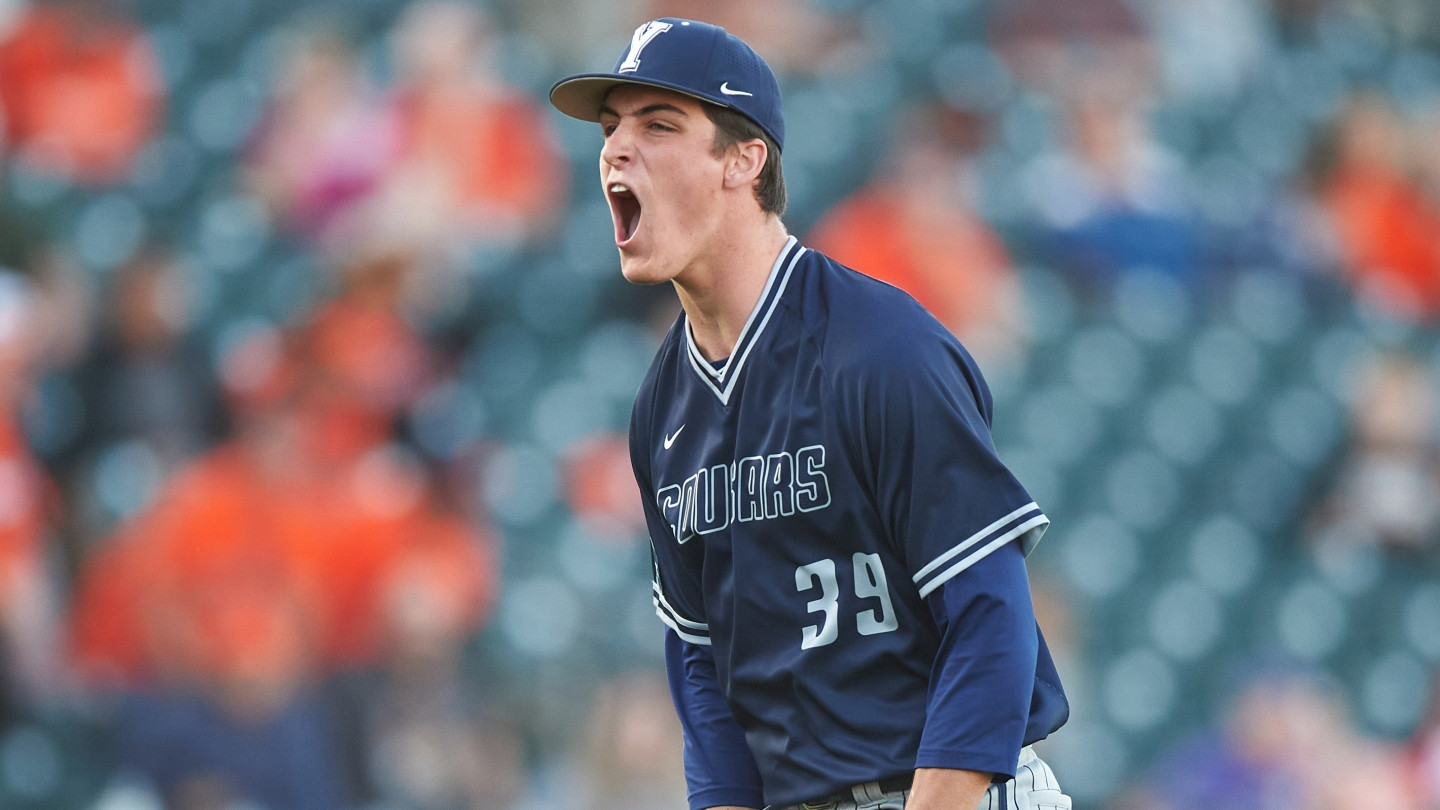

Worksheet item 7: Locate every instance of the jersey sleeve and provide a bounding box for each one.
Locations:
[917,540,1038,778]
[831,308,1051,778]
[665,632,766,810]
[834,318,1048,591]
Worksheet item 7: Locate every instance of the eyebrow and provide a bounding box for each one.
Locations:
[597,102,690,120]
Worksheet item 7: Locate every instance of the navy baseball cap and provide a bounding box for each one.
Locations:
[550,18,784,151]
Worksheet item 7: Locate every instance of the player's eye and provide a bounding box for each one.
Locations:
[601,124,617,137]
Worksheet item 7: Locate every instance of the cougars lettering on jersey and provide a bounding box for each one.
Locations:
[656,445,832,544]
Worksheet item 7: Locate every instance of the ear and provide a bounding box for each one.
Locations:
[722,139,767,191]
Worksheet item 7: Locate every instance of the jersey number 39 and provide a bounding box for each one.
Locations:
[795,553,899,649]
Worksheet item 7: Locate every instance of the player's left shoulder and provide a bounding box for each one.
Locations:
[795,247,950,346]
[796,246,993,417]
[799,248,965,370]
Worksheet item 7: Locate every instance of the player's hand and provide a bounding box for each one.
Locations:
[904,767,992,810]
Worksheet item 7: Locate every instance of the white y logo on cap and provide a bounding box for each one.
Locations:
[619,21,672,73]
[719,82,753,97]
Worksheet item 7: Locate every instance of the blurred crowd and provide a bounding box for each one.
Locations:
[1,0,1440,808]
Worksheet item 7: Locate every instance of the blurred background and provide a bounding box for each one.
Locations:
[0,0,1439,808]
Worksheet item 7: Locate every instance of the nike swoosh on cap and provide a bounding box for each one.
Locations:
[719,82,753,97]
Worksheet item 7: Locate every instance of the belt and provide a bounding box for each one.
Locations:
[796,774,913,810]
[787,747,1037,810]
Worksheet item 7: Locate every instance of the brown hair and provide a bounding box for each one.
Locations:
[704,104,786,216]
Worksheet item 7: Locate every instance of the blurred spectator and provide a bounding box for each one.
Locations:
[1259,137,1347,280]
[110,616,344,810]
[0,272,66,719]
[71,287,497,806]
[1125,667,1421,810]
[562,433,648,536]
[73,373,337,735]
[1306,351,1440,556]
[83,248,212,461]
[988,0,1156,103]
[67,299,420,681]
[1021,82,1200,292]
[325,511,506,809]
[55,247,218,543]
[0,0,163,185]
[360,1,567,271]
[992,0,1203,292]
[71,431,437,808]
[234,298,433,671]
[809,103,1029,368]
[247,2,570,313]
[21,245,95,374]
[243,28,399,246]
[643,0,844,76]
[577,671,688,810]
[1317,93,1440,322]
[301,248,434,445]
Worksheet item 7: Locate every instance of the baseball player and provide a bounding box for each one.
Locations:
[550,18,1071,810]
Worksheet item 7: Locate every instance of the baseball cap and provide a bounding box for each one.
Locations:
[550,18,784,151]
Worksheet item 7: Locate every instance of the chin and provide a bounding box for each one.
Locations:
[618,253,673,286]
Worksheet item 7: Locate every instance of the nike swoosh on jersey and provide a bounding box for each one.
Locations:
[663,425,686,449]
[719,82,753,97]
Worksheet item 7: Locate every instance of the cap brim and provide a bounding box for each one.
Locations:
[549,73,725,123]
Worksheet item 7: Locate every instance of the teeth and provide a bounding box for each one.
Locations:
[610,183,629,193]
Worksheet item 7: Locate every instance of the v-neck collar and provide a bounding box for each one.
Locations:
[684,236,804,405]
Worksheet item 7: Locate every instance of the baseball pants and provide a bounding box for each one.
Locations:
[774,747,1072,810]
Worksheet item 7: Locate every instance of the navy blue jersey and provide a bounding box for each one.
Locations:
[630,237,1068,809]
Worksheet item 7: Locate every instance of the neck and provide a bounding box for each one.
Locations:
[674,216,790,362]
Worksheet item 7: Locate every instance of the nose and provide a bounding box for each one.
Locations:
[600,121,632,168]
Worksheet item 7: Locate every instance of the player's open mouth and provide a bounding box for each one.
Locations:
[608,182,642,246]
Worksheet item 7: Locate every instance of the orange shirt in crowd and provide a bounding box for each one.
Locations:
[0,1,163,184]
[1324,164,1440,321]
[70,521,154,686]
[808,187,1014,339]
[562,434,647,536]
[70,439,497,684]
[0,414,56,605]
[72,447,323,687]
[390,87,567,233]
[305,293,430,416]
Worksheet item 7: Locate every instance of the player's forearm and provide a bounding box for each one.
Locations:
[904,767,993,810]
